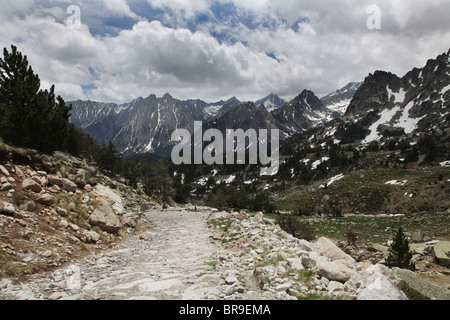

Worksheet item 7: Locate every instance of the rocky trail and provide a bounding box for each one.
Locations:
[1,208,449,300]
[0,210,265,300]
[1,211,223,300]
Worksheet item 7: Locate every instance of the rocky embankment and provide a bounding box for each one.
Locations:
[0,149,157,280]
[208,211,450,300]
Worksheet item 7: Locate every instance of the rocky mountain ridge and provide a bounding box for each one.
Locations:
[69,84,358,157]
[344,50,450,146]
[321,82,362,116]
[255,94,287,112]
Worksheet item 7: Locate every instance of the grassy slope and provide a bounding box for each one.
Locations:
[273,165,450,244]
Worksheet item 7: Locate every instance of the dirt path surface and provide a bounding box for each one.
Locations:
[0,210,264,300]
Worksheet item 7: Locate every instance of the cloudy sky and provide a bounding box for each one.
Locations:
[1,0,449,104]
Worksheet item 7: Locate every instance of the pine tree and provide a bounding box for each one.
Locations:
[385,227,416,271]
[0,45,72,153]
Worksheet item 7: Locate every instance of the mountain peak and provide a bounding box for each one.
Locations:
[321,82,362,116]
[162,93,173,100]
[227,96,240,103]
[291,89,323,111]
[255,93,286,112]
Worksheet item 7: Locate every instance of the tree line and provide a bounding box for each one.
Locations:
[0,45,173,202]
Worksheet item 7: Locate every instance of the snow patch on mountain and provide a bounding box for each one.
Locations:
[362,107,401,144]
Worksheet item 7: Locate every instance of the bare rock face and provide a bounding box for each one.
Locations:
[89,199,122,233]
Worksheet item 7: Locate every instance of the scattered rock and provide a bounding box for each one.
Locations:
[59,219,69,229]
[57,207,68,217]
[316,259,357,283]
[122,216,137,228]
[62,178,77,193]
[140,202,155,212]
[345,264,405,300]
[0,278,13,289]
[287,258,304,271]
[69,223,80,232]
[84,230,101,243]
[48,292,68,300]
[89,199,122,233]
[0,165,11,177]
[1,201,15,215]
[22,178,42,193]
[36,193,56,206]
[47,174,63,186]
[225,275,238,285]
[19,200,36,212]
[251,212,264,224]
[314,237,356,263]
[1,182,13,191]
[327,281,345,293]
[432,241,450,267]
[275,282,292,292]
[411,230,424,243]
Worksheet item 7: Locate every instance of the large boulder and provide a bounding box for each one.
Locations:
[19,200,36,212]
[22,178,42,193]
[393,268,450,300]
[316,259,357,283]
[357,273,407,300]
[47,174,63,186]
[36,193,56,206]
[0,201,15,215]
[301,251,328,270]
[432,241,450,267]
[62,178,77,193]
[92,184,125,215]
[345,264,406,300]
[89,199,122,233]
[314,237,356,263]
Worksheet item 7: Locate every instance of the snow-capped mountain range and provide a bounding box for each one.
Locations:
[69,83,359,156]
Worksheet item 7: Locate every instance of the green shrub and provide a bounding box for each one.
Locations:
[275,214,316,241]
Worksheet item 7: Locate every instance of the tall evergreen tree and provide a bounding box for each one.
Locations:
[385,227,416,271]
[0,45,72,153]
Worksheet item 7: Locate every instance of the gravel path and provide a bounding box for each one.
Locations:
[0,210,248,300]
